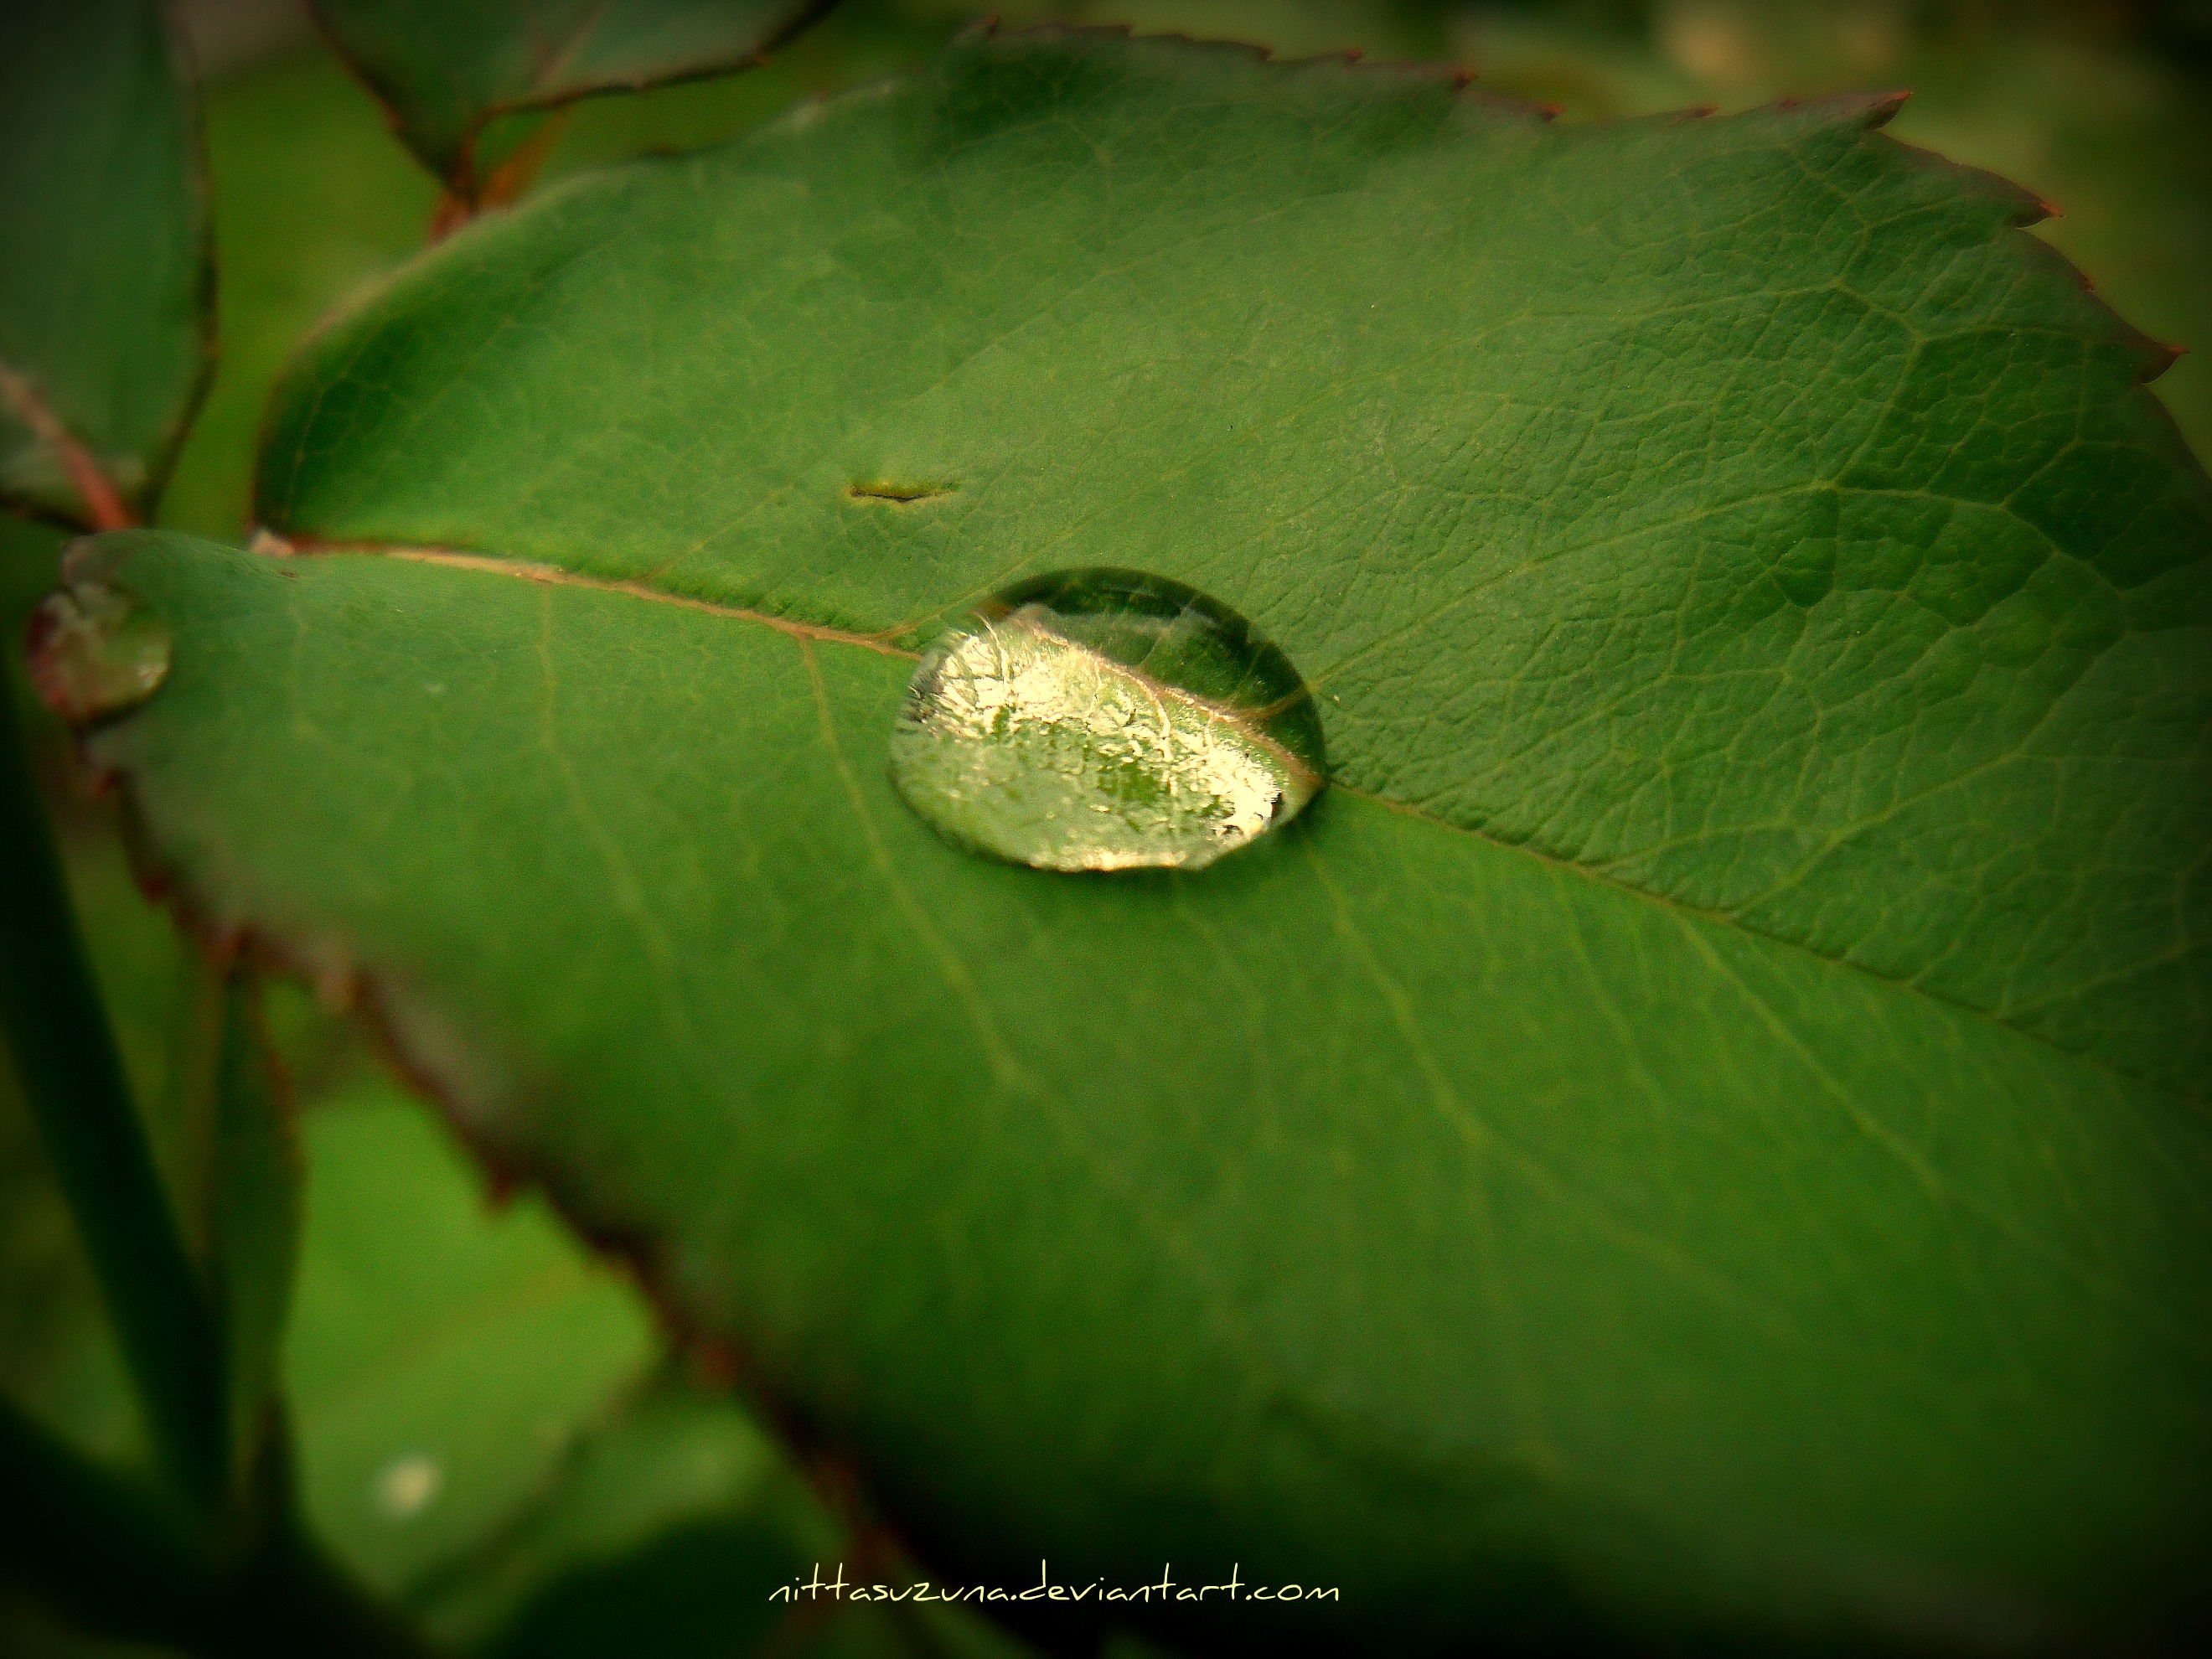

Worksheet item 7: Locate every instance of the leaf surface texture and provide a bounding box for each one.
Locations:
[85,30,2212,1648]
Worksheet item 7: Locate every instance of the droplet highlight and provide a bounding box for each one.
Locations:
[889,569,1325,872]
[26,581,172,723]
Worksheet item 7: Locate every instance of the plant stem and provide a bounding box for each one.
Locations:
[2,1391,436,1657]
[0,362,135,530]
[209,1416,440,1659]
[2,702,435,1655]
[0,692,227,1504]
[0,1387,220,1641]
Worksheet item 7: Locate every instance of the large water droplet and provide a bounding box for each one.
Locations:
[889,569,1325,872]
[26,581,172,723]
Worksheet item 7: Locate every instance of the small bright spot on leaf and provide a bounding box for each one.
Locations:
[374,1453,443,1522]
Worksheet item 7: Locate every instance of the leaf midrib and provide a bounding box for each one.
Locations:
[261,535,2205,1111]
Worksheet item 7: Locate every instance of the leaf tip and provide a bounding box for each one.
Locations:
[1860,88,1911,127]
[2141,339,2187,385]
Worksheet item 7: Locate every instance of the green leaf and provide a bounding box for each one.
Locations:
[945,0,1450,63]
[1451,4,2212,464]
[532,0,964,197]
[280,1079,658,1600]
[0,1036,142,1467]
[132,954,305,1496]
[6,540,302,1497]
[159,46,442,542]
[411,1367,1014,1658]
[0,639,212,1472]
[407,1368,823,1652]
[277,1078,1021,1654]
[199,972,303,1494]
[308,0,839,199]
[74,28,2212,1648]
[0,1588,183,1659]
[0,0,212,528]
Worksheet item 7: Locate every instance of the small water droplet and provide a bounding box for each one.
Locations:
[25,581,171,723]
[889,569,1325,872]
[373,1452,443,1522]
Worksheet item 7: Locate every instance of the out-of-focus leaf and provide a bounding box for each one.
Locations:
[535,0,959,189]
[0,672,200,1468]
[69,22,2212,1653]
[416,1370,840,1655]
[281,1078,658,1598]
[415,1373,809,1651]
[186,970,302,1491]
[418,1366,1057,1657]
[159,47,440,542]
[2,516,68,612]
[905,0,1451,60]
[0,0,211,527]
[163,13,966,544]
[0,1052,140,1467]
[0,1590,178,1659]
[1452,0,2212,460]
[280,1076,1031,1655]
[308,0,839,199]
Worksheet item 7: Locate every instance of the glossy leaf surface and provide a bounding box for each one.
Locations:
[0,0,210,526]
[75,28,2212,1650]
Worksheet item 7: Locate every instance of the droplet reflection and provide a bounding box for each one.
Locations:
[26,581,172,723]
[889,569,1325,872]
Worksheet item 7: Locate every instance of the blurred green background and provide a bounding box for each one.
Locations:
[5,1,2206,1651]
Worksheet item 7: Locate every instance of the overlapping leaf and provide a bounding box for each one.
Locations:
[0,0,211,529]
[283,1083,656,1597]
[71,28,2212,1650]
[310,0,835,199]
[288,1082,1048,1656]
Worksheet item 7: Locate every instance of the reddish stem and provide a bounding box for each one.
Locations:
[0,359,135,530]
[430,107,574,241]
